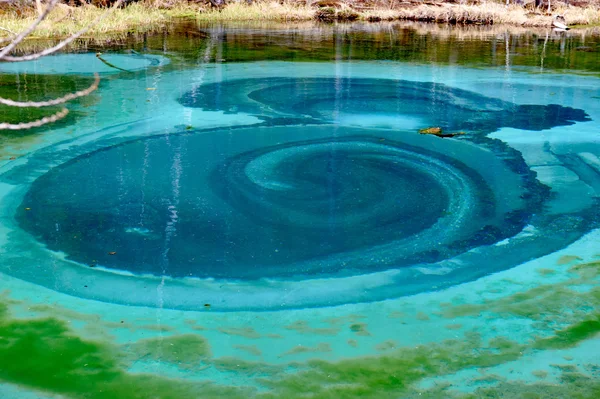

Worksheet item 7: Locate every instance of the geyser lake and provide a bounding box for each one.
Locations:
[1,22,600,399]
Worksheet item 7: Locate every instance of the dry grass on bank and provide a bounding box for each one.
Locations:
[0,2,196,37]
[0,1,316,37]
[1,1,600,39]
[364,3,600,26]
[196,1,314,21]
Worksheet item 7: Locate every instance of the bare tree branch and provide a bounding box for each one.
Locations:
[96,53,131,72]
[0,73,100,107]
[36,0,44,17]
[0,0,120,130]
[0,108,69,130]
[0,0,61,59]
[0,0,124,62]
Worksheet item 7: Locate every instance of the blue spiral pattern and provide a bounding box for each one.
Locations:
[17,126,544,280]
[11,76,598,309]
[180,77,590,133]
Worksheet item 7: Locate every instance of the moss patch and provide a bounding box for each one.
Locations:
[416,312,431,321]
[284,320,339,336]
[262,333,523,398]
[536,268,556,276]
[467,373,600,399]
[213,357,283,376]
[0,303,243,399]
[234,344,262,357]
[445,324,463,330]
[127,334,211,367]
[557,255,583,265]
[534,315,600,350]
[375,340,398,351]
[532,370,548,379]
[2,253,600,398]
[443,284,600,322]
[324,314,366,325]
[218,326,262,339]
[280,343,332,358]
[349,322,371,336]
[569,261,600,279]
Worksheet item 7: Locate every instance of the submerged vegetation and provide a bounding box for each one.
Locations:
[1,0,600,38]
[0,252,599,398]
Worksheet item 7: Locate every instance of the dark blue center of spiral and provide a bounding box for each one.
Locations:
[17,124,541,280]
[18,76,582,282]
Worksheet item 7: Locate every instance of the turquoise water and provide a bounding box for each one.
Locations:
[1,23,600,398]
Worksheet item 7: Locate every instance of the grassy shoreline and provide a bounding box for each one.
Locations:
[1,1,600,39]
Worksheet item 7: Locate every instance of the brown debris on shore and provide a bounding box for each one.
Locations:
[1,0,599,38]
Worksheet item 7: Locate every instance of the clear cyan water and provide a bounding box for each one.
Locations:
[1,22,600,398]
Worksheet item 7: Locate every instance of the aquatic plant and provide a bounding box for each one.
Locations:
[1,250,600,398]
[0,303,242,399]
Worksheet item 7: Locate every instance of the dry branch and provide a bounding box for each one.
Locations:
[0,0,124,62]
[0,0,121,130]
[0,0,61,59]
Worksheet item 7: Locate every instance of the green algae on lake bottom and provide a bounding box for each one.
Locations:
[442,282,600,323]
[1,254,600,398]
[126,334,212,368]
[0,305,236,399]
[534,316,600,350]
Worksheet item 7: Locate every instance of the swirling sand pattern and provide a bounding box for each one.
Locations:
[17,126,541,281]
[210,137,507,276]
[8,74,598,309]
[179,77,590,133]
